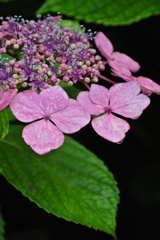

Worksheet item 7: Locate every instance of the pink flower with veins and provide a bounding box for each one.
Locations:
[10,86,90,155]
[0,86,17,110]
[95,32,140,81]
[77,81,150,143]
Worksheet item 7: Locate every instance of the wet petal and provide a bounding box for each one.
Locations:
[92,113,130,142]
[40,86,69,115]
[50,99,90,133]
[22,119,64,154]
[10,90,44,122]
[94,32,113,58]
[77,91,104,115]
[89,84,109,107]
[0,89,17,111]
[113,94,150,118]
[109,81,141,109]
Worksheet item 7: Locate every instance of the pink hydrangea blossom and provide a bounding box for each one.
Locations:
[134,76,160,96]
[77,81,150,143]
[10,86,90,154]
[94,32,140,81]
[0,86,16,110]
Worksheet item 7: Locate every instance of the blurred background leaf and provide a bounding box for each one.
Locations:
[36,0,160,26]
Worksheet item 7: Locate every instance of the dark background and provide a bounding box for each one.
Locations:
[0,0,160,239]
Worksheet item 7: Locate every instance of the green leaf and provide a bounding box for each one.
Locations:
[36,0,160,26]
[0,211,5,240]
[64,86,81,99]
[0,109,9,140]
[0,53,14,64]
[0,125,119,237]
[61,20,83,33]
[5,107,17,122]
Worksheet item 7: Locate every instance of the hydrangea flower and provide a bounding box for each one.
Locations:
[0,16,105,90]
[10,86,90,154]
[77,81,150,142]
[0,86,16,110]
[135,76,160,95]
[94,32,140,81]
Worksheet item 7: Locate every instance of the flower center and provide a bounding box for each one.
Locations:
[105,106,112,114]
[44,114,50,120]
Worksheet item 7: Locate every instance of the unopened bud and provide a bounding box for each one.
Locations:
[68,81,73,86]
[13,44,19,49]
[84,77,90,83]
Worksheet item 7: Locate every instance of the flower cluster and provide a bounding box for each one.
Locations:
[0,15,104,91]
[0,16,159,154]
[95,32,160,95]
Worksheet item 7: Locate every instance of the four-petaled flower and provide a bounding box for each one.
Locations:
[0,86,16,110]
[77,81,150,143]
[10,86,90,154]
[95,32,140,81]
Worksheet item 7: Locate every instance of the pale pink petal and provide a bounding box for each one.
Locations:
[94,32,113,58]
[50,99,90,133]
[89,84,109,107]
[111,68,134,81]
[137,76,160,95]
[109,60,132,77]
[113,94,150,118]
[0,87,3,99]
[112,52,140,72]
[92,113,130,142]
[22,119,64,154]
[40,86,69,115]
[140,86,152,96]
[77,91,104,115]
[0,89,17,111]
[109,81,141,109]
[10,90,44,122]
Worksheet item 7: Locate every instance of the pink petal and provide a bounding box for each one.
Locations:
[92,113,130,142]
[113,94,150,118]
[111,68,134,81]
[0,89,17,111]
[22,119,64,154]
[112,52,140,72]
[10,90,44,122]
[109,81,141,109]
[94,32,113,58]
[137,76,160,95]
[50,99,90,134]
[40,86,69,115]
[0,87,3,99]
[77,91,104,115]
[89,84,109,107]
[109,60,132,77]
